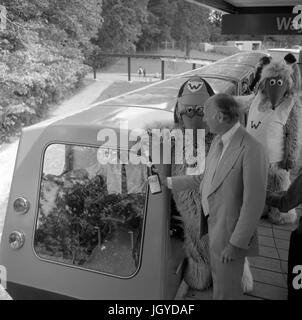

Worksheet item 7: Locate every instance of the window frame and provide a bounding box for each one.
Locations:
[32,141,149,280]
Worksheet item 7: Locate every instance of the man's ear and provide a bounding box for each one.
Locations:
[216,111,225,123]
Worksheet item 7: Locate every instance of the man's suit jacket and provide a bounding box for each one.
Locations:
[171,126,269,256]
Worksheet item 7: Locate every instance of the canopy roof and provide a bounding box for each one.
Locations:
[186,0,301,13]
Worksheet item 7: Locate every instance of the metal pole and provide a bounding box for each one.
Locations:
[161,60,165,80]
[128,56,131,82]
[98,228,101,247]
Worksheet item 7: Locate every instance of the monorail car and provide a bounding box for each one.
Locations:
[0,51,267,300]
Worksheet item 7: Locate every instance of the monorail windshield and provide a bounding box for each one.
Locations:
[35,144,148,278]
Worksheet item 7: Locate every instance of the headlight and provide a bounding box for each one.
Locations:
[13,197,30,215]
[9,231,25,250]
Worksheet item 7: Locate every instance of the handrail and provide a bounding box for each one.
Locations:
[95,52,216,63]
[181,73,247,84]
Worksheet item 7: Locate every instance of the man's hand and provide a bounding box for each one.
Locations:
[221,243,247,264]
[150,166,170,188]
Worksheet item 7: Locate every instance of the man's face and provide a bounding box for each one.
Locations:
[204,99,220,134]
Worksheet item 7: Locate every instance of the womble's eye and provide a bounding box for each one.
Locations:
[269,79,276,86]
[196,105,204,116]
[186,106,195,117]
[277,79,284,86]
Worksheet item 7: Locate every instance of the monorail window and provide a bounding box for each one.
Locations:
[241,79,251,95]
[34,144,148,278]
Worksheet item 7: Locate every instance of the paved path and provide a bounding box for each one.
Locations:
[50,77,113,117]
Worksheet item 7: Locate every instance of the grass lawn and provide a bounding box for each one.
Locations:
[99,49,229,77]
[95,81,150,103]
[95,49,230,104]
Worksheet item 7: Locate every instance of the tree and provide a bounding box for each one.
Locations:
[93,0,149,54]
[0,1,104,142]
[136,0,180,51]
[207,10,224,42]
[171,0,211,56]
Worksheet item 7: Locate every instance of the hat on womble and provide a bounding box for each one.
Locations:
[177,76,214,105]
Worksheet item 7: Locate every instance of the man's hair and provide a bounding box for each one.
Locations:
[212,93,241,123]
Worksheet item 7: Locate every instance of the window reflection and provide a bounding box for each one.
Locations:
[35,144,148,277]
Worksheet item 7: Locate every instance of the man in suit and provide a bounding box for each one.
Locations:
[166,93,269,299]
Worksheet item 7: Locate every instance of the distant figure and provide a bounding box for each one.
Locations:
[249,55,272,93]
[143,68,147,81]
[284,53,302,93]
[138,66,143,79]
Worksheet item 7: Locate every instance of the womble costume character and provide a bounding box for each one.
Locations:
[172,76,253,292]
[284,53,302,94]
[238,61,302,225]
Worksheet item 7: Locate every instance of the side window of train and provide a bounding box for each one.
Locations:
[241,79,251,96]
[249,73,255,85]
[34,144,148,278]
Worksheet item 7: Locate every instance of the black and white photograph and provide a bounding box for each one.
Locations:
[0,0,302,303]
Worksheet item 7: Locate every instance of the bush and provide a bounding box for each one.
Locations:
[0,0,103,144]
[0,45,91,142]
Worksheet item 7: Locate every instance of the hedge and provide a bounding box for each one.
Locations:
[0,50,91,143]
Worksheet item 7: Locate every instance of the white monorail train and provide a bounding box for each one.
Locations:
[0,51,267,300]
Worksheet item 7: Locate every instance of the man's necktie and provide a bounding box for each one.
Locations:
[201,137,224,217]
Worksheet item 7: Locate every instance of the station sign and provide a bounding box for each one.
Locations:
[222,11,302,35]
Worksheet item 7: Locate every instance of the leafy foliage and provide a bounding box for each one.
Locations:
[92,0,149,55]
[35,170,145,266]
[0,0,103,143]
[0,0,224,142]
[136,0,220,53]
[171,0,210,52]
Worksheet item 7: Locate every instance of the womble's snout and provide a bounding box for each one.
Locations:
[264,77,288,110]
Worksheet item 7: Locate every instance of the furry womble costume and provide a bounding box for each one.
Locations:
[237,61,302,225]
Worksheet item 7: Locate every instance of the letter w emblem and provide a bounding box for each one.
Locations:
[187,81,203,93]
[251,121,262,129]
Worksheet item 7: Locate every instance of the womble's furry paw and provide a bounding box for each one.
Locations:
[184,258,212,291]
[268,207,297,225]
[242,258,254,294]
[278,211,297,225]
